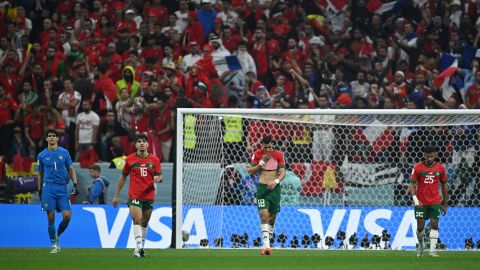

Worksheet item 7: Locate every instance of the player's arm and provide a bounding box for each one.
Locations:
[441,181,448,215]
[247,163,263,175]
[440,164,449,215]
[154,157,163,183]
[68,165,79,195]
[267,152,286,190]
[407,180,420,206]
[38,171,43,197]
[408,166,421,207]
[247,152,271,175]
[113,173,127,208]
[37,157,44,198]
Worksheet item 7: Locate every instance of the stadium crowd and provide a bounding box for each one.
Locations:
[0,0,479,168]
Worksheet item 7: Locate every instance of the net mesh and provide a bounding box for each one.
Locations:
[180,111,480,250]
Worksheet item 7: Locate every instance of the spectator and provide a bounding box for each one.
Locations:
[99,110,127,162]
[0,85,19,157]
[75,100,100,161]
[24,105,46,159]
[56,77,81,157]
[197,0,217,41]
[116,65,141,99]
[17,80,39,122]
[465,70,480,109]
[151,94,173,162]
[182,41,203,73]
[83,164,109,204]
[350,71,370,99]
[110,146,126,169]
[8,126,30,161]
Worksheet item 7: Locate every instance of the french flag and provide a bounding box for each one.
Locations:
[433,53,458,100]
[316,0,348,13]
[366,0,407,15]
[354,119,395,156]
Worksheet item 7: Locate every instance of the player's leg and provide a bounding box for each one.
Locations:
[128,200,144,257]
[56,209,72,252]
[139,204,154,257]
[256,184,271,255]
[41,185,59,253]
[259,209,270,248]
[55,187,73,252]
[415,205,426,257]
[268,213,277,243]
[267,182,281,246]
[46,210,58,253]
[428,205,441,257]
[58,210,72,237]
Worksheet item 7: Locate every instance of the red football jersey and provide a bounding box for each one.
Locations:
[251,149,285,171]
[410,161,447,205]
[122,153,162,200]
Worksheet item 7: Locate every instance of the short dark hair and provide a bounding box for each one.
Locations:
[261,135,273,145]
[89,164,101,172]
[135,133,148,142]
[46,128,58,137]
[424,146,437,153]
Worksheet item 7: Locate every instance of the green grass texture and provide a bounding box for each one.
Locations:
[1,248,478,270]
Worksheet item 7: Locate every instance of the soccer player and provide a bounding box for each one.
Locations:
[247,135,286,255]
[409,146,448,257]
[37,128,79,254]
[113,133,163,257]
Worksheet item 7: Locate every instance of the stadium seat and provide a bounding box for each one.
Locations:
[301,161,343,196]
[290,162,306,180]
[119,136,135,155]
[301,161,325,196]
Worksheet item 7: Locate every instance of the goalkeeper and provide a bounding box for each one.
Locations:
[37,129,79,254]
[408,146,448,257]
[247,135,286,255]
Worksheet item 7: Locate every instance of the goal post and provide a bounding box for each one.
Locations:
[175,108,480,250]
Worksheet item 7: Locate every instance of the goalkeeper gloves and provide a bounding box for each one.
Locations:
[71,183,79,196]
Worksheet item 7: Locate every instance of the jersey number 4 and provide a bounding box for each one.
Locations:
[140,167,148,177]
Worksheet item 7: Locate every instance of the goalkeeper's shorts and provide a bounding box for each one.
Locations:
[414,204,441,220]
[41,182,71,212]
[256,183,281,213]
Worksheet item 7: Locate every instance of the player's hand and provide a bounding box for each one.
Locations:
[154,175,163,183]
[412,195,422,207]
[261,153,272,163]
[113,196,119,208]
[71,183,79,196]
[442,204,447,216]
[267,181,277,190]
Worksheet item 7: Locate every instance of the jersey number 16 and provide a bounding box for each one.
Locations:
[140,167,148,177]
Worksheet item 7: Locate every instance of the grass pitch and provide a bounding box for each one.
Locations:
[1,248,478,270]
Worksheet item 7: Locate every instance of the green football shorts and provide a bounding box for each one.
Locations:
[127,199,154,210]
[256,183,281,213]
[414,204,441,220]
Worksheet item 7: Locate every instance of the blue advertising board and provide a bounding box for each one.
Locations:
[1,205,478,250]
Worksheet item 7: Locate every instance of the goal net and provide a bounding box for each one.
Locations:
[175,109,480,250]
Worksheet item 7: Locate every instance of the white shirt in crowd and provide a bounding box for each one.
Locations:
[76,111,100,144]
